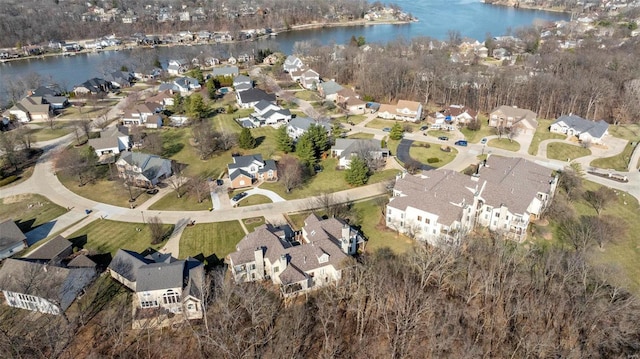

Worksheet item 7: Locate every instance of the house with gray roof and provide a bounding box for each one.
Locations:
[550,114,609,144]
[167,59,189,75]
[331,139,389,169]
[88,125,131,158]
[0,220,27,260]
[236,88,276,109]
[318,81,344,101]
[0,257,96,315]
[105,70,134,88]
[73,77,112,96]
[24,235,73,264]
[283,55,304,73]
[108,249,204,322]
[287,117,331,140]
[211,65,239,78]
[227,215,362,297]
[115,151,172,188]
[228,154,277,189]
[3,97,51,123]
[250,100,291,126]
[173,76,201,94]
[386,156,557,244]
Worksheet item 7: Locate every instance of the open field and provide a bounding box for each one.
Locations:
[528,119,567,155]
[67,219,173,255]
[179,221,245,261]
[0,194,67,233]
[488,138,520,152]
[294,90,322,102]
[590,143,636,171]
[546,142,591,161]
[409,143,458,168]
[607,123,640,141]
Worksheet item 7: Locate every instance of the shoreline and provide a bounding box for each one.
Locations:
[483,1,571,14]
[0,18,413,65]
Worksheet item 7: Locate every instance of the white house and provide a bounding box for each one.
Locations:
[0,220,27,260]
[115,151,172,188]
[167,59,189,75]
[300,69,320,90]
[377,100,423,122]
[108,250,204,322]
[227,154,278,189]
[386,156,557,244]
[318,81,344,102]
[251,100,291,126]
[233,75,253,92]
[121,102,163,127]
[443,105,478,125]
[550,114,609,144]
[283,55,304,73]
[287,117,331,140]
[228,215,362,297]
[4,97,51,123]
[489,106,537,130]
[236,88,276,109]
[330,139,389,169]
[88,126,131,157]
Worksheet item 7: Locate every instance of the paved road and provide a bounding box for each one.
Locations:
[396,139,435,171]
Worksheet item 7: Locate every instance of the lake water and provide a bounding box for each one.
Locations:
[0,0,568,105]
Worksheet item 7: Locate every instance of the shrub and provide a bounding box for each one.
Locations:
[422,143,431,148]
[427,157,440,164]
[0,175,18,187]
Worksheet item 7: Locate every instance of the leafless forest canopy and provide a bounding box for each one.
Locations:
[0,0,370,48]
[2,238,639,358]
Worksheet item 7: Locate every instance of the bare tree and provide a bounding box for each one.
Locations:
[143,132,163,155]
[167,161,189,198]
[191,120,220,160]
[583,187,616,215]
[147,216,165,244]
[218,131,237,151]
[188,176,210,203]
[277,155,303,193]
[506,124,520,142]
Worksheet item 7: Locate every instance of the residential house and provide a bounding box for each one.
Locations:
[228,215,362,296]
[287,117,331,140]
[489,106,538,132]
[108,249,204,322]
[133,68,163,80]
[227,55,237,65]
[233,75,253,92]
[0,236,96,315]
[211,65,239,78]
[41,95,69,110]
[73,78,112,96]
[29,86,62,98]
[146,90,175,107]
[318,81,344,101]
[227,154,277,189]
[236,88,276,109]
[122,102,163,128]
[300,69,320,90]
[386,156,557,244]
[377,100,423,122]
[443,105,477,125]
[331,139,389,169]
[251,100,292,126]
[336,88,366,115]
[116,151,172,188]
[167,59,189,75]
[173,76,201,94]
[289,68,306,82]
[88,126,131,157]
[550,115,609,144]
[4,97,51,123]
[204,57,220,67]
[105,71,134,88]
[283,55,304,73]
[0,220,27,260]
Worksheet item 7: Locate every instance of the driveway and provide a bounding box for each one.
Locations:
[396,139,435,171]
[245,187,286,202]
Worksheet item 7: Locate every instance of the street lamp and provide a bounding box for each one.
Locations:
[141,211,145,223]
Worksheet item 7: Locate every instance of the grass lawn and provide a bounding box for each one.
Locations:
[0,194,67,233]
[336,115,367,125]
[238,194,272,207]
[29,125,74,142]
[607,123,640,141]
[409,143,458,168]
[546,142,591,161]
[148,190,213,211]
[528,119,567,155]
[487,138,520,152]
[532,181,640,294]
[590,143,636,171]
[251,126,280,159]
[243,217,266,232]
[57,169,154,208]
[179,221,245,260]
[460,124,494,143]
[347,132,375,139]
[294,90,321,102]
[161,127,230,178]
[424,129,454,139]
[67,219,173,255]
[365,118,424,133]
[213,110,252,134]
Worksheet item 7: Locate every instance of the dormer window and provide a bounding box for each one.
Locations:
[318,253,329,263]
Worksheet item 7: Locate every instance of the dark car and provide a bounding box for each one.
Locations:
[438,136,449,141]
[382,127,391,132]
[216,179,224,186]
[146,188,159,195]
[232,192,247,202]
[419,125,428,131]
[454,140,468,146]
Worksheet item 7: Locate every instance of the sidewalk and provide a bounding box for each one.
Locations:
[24,210,88,246]
[159,217,191,257]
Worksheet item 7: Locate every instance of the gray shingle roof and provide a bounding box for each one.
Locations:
[229,154,264,169]
[0,220,26,252]
[136,260,185,292]
[238,89,276,104]
[331,139,386,158]
[67,254,97,268]
[25,235,72,261]
[288,117,331,132]
[553,115,609,138]
[319,81,343,96]
[117,151,171,182]
[212,66,239,77]
[109,249,152,282]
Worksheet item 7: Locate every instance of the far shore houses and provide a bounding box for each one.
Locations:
[386,156,558,245]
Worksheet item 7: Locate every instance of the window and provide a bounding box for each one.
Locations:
[162,290,181,305]
[387,209,392,215]
[417,216,422,222]
[187,303,196,311]
[495,213,500,218]
[249,263,256,270]
[506,215,509,220]
[273,266,279,273]
[141,300,158,308]
[425,218,430,224]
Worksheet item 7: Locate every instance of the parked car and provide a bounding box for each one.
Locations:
[216,179,224,186]
[232,192,247,202]
[438,136,449,141]
[454,140,468,146]
[382,127,391,132]
[419,125,428,131]
[146,188,159,195]
[480,138,488,144]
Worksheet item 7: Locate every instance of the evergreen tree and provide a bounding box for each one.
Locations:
[171,93,184,114]
[276,125,293,153]
[389,122,404,140]
[295,134,316,171]
[206,78,217,99]
[187,94,207,120]
[307,124,329,158]
[238,128,256,149]
[345,157,370,186]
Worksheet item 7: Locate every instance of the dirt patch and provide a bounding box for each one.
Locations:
[2,194,31,204]
[244,217,263,224]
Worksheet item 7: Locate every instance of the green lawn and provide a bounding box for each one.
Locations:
[460,124,494,143]
[408,143,458,168]
[243,217,266,233]
[179,221,245,260]
[607,123,640,141]
[161,127,231,178]
[336,115,367,125]
[57,170,154,208]
[528,119,567,155]
[148,190,213,211]
[347,133,375,139]
[546,142,591,161]
[67,219,173,255]
[294,90,321,102]
[0,194,67,233]
[424,129,454,139]
[238,194,272,207]
[29,125,74,142]
[590,143,636,171]
[365,118,424,133]
[251,126,280,159]
[487,138,521,152]
[213,110,252,134]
